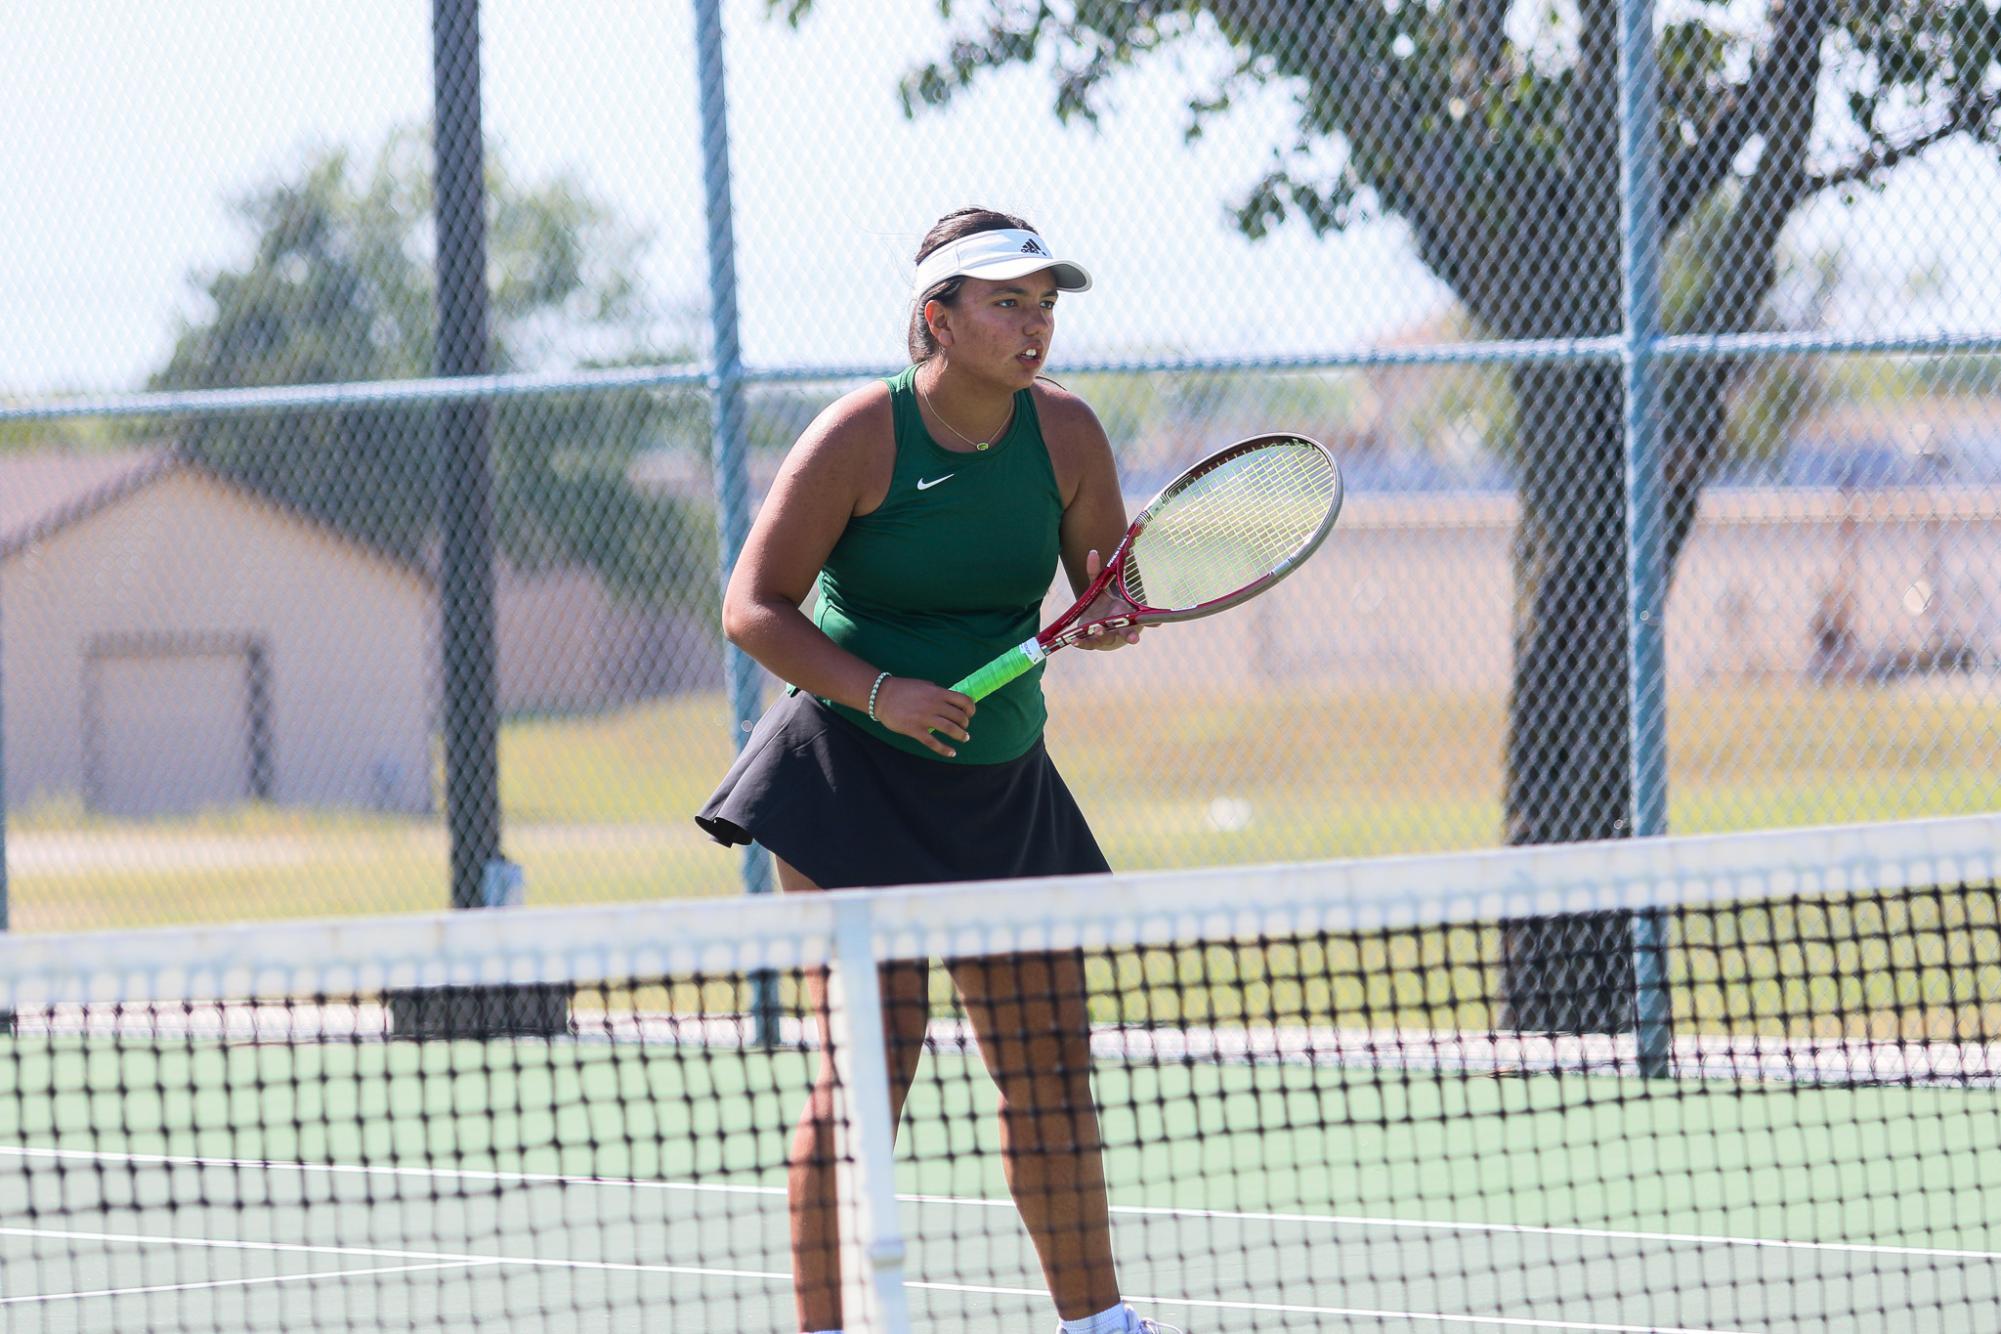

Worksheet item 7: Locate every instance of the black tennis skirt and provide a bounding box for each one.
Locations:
[696,691,1109,890]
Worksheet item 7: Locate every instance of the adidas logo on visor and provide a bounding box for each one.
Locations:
[1020,239,1047,255]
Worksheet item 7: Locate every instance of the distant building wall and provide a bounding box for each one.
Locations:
[495,562,720,714]
[1042,487,2001,699]
[3,469,435,815]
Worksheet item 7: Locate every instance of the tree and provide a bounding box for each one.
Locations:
[781,0,2001,1029]
[151,130,713,610]
[0,414,115,452]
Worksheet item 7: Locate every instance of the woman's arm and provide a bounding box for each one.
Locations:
[722,388,976,755]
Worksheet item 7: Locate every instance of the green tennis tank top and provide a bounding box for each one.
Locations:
[814,364,1061,764]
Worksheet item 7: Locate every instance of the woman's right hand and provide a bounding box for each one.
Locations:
[870,676,975,758]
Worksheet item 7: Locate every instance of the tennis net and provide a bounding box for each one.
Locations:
[3,815,1999,1332]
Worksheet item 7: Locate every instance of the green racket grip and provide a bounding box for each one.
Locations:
[949,638,1046,702]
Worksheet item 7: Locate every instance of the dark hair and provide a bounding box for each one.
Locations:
[907,207,1037,363]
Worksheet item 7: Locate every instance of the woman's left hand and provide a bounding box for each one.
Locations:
[1075,549,1142,652]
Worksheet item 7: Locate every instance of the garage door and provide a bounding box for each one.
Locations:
[86,640,263,817]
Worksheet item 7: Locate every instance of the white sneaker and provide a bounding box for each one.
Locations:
[1052,1306,1185,1334]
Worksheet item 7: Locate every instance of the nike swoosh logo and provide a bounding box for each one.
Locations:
[916,474,956,491]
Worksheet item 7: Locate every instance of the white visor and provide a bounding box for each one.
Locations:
[911,228,1093,303]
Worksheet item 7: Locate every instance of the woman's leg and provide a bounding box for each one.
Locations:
[948,948,1121,1321]
[778,856,931,1334]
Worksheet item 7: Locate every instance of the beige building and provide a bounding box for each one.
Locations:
[495,558,720,714]
[1,449,436,816]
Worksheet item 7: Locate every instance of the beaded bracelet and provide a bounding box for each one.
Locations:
[866,671,891,723]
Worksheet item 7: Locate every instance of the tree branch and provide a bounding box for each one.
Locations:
[1454,0,1509,100]
[1205,1,1516,314]
[1808,95,2001,193]
[1660,0,1874,235]
[1663,87,1759,234]
[1695,0,1834,334]
[1664,0,1837,569]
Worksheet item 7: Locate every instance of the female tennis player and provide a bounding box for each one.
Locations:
[697,207,1179,1334]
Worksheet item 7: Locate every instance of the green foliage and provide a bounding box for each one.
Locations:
[1910,352,2001,397]
[832,2,1996,238]
[786,2,1995,339]
[0,414,123,452]
[491,387,717,609]
[150,130,711,609]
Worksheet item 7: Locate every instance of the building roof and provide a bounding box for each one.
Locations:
[0,446,427,579]
[0,447,183,561]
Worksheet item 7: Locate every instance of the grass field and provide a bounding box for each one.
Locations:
[6,680,1999,933]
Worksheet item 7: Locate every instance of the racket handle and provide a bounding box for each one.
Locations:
[949,639,1046,702]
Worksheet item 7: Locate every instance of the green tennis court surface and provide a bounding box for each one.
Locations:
[6,1035,1999,1332]
[4,816,2000,1331]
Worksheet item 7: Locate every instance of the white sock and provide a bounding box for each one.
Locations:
[1058,1303,1136,1334]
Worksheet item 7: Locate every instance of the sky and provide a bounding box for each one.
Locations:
[1,0,1996,401]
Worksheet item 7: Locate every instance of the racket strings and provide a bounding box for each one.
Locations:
[1123,441,1339,610]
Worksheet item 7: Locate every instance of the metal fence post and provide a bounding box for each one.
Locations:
[431,0,504,917]
[1,579,10,952]
[695,0,778,1045]
[1620,0,1673,1078]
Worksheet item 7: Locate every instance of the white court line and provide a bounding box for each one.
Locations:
[0,1225,1758,1333]
[3,1259,490,1306]
[928,1279,1766,1334]
[0,1225,789,1285]
[0,1144,783,1197]
[908,1192,2001,1265]
[9,1143,2000,1265]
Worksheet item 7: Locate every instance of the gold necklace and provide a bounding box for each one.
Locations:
[918,379,1012,452]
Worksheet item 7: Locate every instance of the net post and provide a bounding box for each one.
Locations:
[386,856,569,1036]
[826,897,912,1334]
[744,846,781,1048]
[1631,908,1672,1076]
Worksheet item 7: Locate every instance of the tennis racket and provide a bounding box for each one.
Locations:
[950,432,1343,701]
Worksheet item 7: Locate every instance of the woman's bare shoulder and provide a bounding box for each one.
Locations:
[769,379,898,513]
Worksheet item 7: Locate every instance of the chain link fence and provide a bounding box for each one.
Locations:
[2,1,1997,939]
